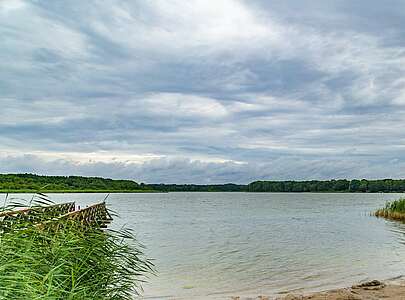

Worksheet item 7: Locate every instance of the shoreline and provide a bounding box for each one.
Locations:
[227,277,405,300]
[273,277,405,300]
[278,279,405,300]
[0,189,161,193]
[2,190,405,194]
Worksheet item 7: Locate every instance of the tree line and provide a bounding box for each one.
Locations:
[247,179,405,193]
[148,179,405,193]
[0,174,145,192]
[146,183,246,192]
[1,174,405,193]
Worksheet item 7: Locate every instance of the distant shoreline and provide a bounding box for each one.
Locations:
[0,189,159,194]
[2,174,405,193]
[2,190,405,194]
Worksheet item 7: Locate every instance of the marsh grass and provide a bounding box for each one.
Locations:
[0,194,154,300]
[375,198,405,221]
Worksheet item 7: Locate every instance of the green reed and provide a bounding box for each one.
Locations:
[0,194,154,300]
[375,198,405,221]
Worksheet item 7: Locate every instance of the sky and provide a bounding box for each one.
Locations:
[1,0,405,184]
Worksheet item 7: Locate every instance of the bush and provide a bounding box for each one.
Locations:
[0,195,154,300]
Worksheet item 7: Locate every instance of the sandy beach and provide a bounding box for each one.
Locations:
[278,279,405,299]
[230,279,405,300]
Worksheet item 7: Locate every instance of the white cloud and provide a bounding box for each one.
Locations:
[1,1,90,67]
[89,0,282,58]
[135,93,229,119]
[2,153,405,183]
[89,1,405,109]
[0,98,85,125]
[0,0,25,13]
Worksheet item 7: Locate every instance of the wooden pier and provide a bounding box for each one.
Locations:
[0,202,75,219]
[59,202,113,227]
[0,201,113,229]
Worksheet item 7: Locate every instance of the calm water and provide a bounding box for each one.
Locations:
[18,192,405,299]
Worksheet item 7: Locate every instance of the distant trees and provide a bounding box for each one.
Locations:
[145,183,247,192]
[0,174,144,192]
[2,174,405,193]
[247,179,405,193]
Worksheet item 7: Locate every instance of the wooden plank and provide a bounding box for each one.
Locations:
[1,201,112,230]
[0,202,75,217]
[58,202,113,226]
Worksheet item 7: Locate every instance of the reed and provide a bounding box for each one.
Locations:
[0,194,154,300]
[375,198,405,221]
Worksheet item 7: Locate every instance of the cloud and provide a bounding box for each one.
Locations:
[2,0,405,182]
[87,0,282,58]
[135,93,229,119]
[0,0,26,13]
[2,154,405,184]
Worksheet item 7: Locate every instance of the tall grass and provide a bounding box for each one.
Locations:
[0,194,154,299]
[375,198,405,221]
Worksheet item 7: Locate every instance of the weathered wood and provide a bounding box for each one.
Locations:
[0,202,75,229]
[58,202,113,227]
[0,202,75,218]
[0,202,112,230]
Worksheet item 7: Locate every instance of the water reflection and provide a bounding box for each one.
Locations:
[384,219,405,245]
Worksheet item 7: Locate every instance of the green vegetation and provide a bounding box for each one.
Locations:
[375,198,405,221]
[248,179,405,193]
[0,174,154,193]
[0,174,247,193]
[147,183,246,192]
[0,195,154,299]
[4,174,405,193]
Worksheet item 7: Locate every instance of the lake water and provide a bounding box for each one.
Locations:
[16,192,405,299]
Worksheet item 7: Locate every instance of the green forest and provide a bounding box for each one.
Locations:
[0,174,151,193]
[146,183,246,192]
[247,179,405,193]
[149,179,405,193]
[1,174,405,193]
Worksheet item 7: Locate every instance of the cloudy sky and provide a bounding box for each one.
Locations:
[1,0,405,183]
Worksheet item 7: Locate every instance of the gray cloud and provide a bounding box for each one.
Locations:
[1,0,405,183]
[1,154,405,184]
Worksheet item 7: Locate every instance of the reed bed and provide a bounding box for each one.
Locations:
[375,198,405,221]
[0,194,154,300]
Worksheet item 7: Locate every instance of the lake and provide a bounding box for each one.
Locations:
[16,192,405,299]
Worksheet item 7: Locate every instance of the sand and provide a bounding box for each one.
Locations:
[231,279,405,300]
[277,279,405,299]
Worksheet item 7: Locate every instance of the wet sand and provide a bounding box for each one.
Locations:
[277,279,405,299]
[231,279,405,300]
